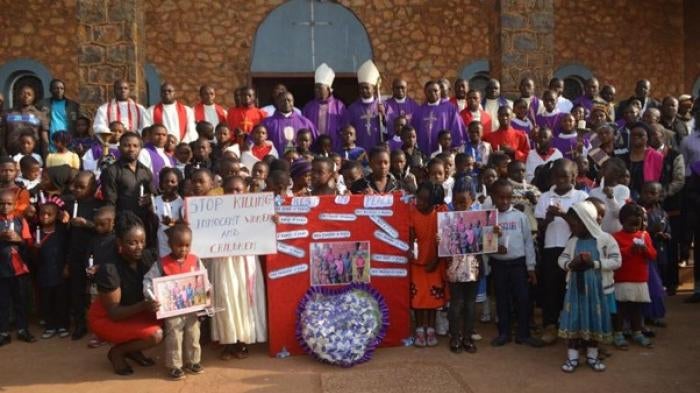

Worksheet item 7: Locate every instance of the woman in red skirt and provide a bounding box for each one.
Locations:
[88,212,163,375]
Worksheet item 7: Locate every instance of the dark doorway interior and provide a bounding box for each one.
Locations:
[252,75,359,110]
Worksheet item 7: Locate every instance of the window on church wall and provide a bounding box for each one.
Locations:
[563,76,584,101]
[9,72,44,108]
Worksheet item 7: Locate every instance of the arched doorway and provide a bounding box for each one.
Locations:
[554,64,593,101]
[10,72,44,107]
[459,59,490,96]
[251,0,373,108]
[0,59,52,109]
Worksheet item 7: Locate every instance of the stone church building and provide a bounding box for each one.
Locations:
[1,0,698,114]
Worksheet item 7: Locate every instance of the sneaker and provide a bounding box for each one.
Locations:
[426,327,439,347]
[480,313,492,323]
[414,328,426,347]
[57,328,70,338]
[613,332,629,350]
[17,329,36,343]
[462,338,477,353]
[0,333,10,346]
[470,331,482,341]
[168,368,186,381]
[516,336,544,348]
[490,335,510,347]
[184,363,204,374]
[41,329,56,339]
[540,325,558,345]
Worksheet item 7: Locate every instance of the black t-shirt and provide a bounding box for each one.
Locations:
[67,197,104,265]
[95,255,151,306]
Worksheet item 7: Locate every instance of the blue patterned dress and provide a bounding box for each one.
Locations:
[558,238,613,342]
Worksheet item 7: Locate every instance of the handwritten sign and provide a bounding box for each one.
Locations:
[185,193,277,258]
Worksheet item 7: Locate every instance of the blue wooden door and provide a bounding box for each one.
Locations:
[251,0,372,73]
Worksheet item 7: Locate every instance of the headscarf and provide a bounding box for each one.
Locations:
[571,200,604,241]
[290,159,311,179]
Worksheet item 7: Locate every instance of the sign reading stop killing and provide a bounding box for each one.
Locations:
[184,192,277,258]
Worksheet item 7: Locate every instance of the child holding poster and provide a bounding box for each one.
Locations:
[444,177,482,353]
[409,181,448,347]
[143,224,208,380]
[154,168,184,257]
[190,169,267,361]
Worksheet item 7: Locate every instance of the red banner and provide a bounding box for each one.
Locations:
[265,193,411,356]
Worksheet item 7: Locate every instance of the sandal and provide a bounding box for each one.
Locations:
[561,358,579,373]
[613,333,629,350]
[168,368,185,381]
[233,343,249,359]
[586,356,606,372]
[632,333,653,348]
[107,348,134,376]
[126,351,156,367]
[449,337,462,353]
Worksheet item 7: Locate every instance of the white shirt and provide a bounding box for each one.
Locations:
[198,104,227,126]
[535,187,589,248]
[82,143,118,178]
[488,206,537,270]
[588,185,630,234]
[153,195,184,257]
[93,99,147,134]
[145,102,198,143]
[261,105,302,117]
[483,98,513,130]
[525,148,563,182]
[556,96,573,113]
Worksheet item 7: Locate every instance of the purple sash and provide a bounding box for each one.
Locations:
[144,144,175,189]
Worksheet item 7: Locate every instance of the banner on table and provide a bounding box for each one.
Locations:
[266,193,411,357]
[185,193,277,258]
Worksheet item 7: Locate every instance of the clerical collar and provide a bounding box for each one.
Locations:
[393,97,406,104]
[427,101,440,107]
[280,111,293,118]
[361,97,375,104]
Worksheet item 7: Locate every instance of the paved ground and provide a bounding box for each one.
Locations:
[1,277,698,393]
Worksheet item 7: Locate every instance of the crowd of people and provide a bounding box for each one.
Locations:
[0,58,699,378]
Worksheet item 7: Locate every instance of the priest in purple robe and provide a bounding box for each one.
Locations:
[519,77,542,124]
[572,77,600,116]
[261,92,317,154]
[302,63,346,152]
[412,81,466,154]
[137,124,175,190]
[385,78,420,131]
[343,60,391,151]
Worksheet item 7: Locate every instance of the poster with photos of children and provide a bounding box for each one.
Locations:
[437,210,498,257]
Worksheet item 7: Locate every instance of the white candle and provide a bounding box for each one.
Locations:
[88,255,94,268]
[163,202,172,218]
[139,184,145,197]
[151,196,156,212]
[39,191,46,204]
[9,222,14,232]
[146,288,156,300]
[35,228,41,243]
[72,202,78,218]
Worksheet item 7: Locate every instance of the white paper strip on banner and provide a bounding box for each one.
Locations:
[372,254,408,264]
[279,215,309,225]
[312,231,351,240]
[277,241,306,258]
[275,205,311,214]
[374,230,410,251]
[268,264,309,280]
[319,213,357,221]
[369,215,399,238]
[364,195,394,208]
[355,209,393,217]
[334,195,350,205]
[277,230,309,241]
[370,268,408,277]
[291,196,320,208]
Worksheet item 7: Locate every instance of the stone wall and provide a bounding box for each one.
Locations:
[77,0,146,115]
[0,0,79,98]
[683,0,700,94]
[144,0,492,108]
[554,0,685,98]
[497,0,554,96]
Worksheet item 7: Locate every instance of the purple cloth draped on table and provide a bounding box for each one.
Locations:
[411,102,466,154]
[261,111,318,153]
[302,96,346,151]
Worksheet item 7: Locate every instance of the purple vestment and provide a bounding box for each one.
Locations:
[384,97,420,129]
[572,96,595,114]
[302,96,346,151]
[261,111,318,153]
[552,132,590,160]
[343,99,391,151]
[411,102,466,153]
[144,144,175,189]
[536,111,564,136]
